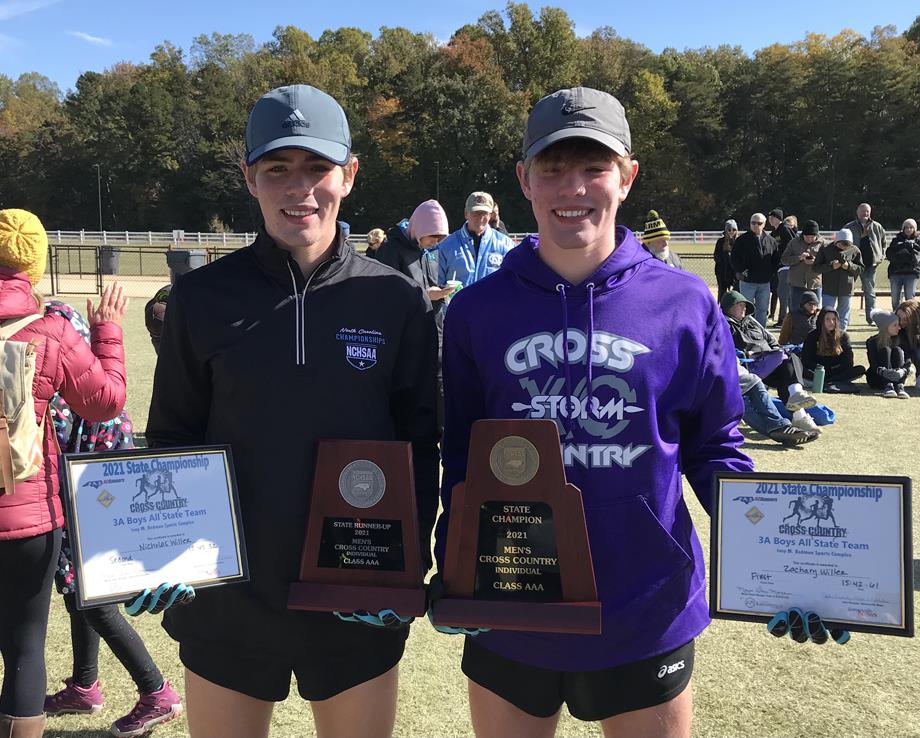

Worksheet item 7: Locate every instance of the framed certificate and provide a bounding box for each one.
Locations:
[61,446,248,609]
[711,472,913,637]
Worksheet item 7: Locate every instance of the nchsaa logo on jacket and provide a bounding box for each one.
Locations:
[336,326,386,371]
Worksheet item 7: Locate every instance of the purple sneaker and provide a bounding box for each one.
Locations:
[110,680,183,738]
[45,677,105,716]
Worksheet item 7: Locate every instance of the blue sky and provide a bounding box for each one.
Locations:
[1,0,917,93]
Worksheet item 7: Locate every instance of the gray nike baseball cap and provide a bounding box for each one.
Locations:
[522,87,631,162]
[245,85,351,166]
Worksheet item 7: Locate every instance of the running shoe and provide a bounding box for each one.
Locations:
[791,413,821,434]
[785,389,817,412]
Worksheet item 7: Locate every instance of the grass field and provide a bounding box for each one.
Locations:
[27,298,920,738]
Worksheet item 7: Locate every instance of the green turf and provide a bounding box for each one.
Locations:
[27,303,920,737]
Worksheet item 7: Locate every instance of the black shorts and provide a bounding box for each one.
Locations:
[179,613,408,702]
[462,637,694,722]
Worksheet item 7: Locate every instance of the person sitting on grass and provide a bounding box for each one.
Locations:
[720,290,819,434]
[778,290,819,347]
[801,307,866,394]
[866,310,911,399]
[737,359,819,445]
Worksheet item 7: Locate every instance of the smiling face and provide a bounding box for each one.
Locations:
[241,149,357,251]
[516,139,637,255]
[465,209,491,236]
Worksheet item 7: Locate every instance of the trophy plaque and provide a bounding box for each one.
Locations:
[288,440,426,616]
[431,419,601,634]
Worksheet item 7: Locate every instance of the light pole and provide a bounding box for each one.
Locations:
[93,163,102,232]
[435,160,440,202]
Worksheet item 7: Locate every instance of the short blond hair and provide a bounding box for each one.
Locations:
[523,138,635,181]
[367,228,385,246]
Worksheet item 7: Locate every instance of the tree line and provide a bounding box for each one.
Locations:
[1,4,919,235]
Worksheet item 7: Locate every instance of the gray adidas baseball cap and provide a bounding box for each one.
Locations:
[522,87,631,162]
[245,85,351,166]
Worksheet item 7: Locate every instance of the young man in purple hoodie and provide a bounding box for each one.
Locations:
[434,87,755,737]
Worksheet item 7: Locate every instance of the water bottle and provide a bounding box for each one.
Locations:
[812,365,825,393]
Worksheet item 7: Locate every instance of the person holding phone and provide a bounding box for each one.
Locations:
[814,228,864,331]
[781,219,823,307]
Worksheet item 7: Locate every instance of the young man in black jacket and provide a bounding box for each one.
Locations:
[146,85,439,738]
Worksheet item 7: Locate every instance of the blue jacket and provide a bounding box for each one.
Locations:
[437,224,515,286]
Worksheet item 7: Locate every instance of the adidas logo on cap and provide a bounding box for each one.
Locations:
[281,109,310,129]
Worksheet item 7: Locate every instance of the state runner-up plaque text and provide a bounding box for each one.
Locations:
[287,440,426,616]
[431,419,601,634]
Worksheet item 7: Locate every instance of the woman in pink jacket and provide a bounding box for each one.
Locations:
[0,209,127,738]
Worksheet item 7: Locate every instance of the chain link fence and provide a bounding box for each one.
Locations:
[42,239,894,304]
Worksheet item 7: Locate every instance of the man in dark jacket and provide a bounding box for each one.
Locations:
[146,84,439,738]
[768,208,797,327]
[731,212,779,327]
[720,290,818,433]
[844,202,887,324]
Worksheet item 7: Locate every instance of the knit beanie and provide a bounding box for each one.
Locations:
[769,208,784,220]
[802,220,820,236]
[724,219,738,232]
[408,200,449,242]
[643,210,670,242]
[800,290,819,307]
[871,309,898,334]
[835,228,853,244]
[0,209,48,286]
[719,289,754,315]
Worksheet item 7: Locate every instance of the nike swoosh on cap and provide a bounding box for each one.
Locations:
[561,104,596,115]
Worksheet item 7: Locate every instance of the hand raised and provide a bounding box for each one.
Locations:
[87,283,129,326]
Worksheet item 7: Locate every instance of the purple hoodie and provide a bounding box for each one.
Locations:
[436,227,753,671]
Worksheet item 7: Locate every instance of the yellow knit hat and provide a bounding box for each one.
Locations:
[0,209,49,286]
[643,210,670,242]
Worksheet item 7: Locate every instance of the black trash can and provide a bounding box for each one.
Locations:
[166,248,207,283]
[100,247,120,275]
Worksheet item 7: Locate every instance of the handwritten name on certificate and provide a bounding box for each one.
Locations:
[711,474,912,637]
[63,447,247,608]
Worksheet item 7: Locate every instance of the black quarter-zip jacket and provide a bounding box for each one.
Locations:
[147,229,439,653]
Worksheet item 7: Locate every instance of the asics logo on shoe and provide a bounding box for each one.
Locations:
[281,109,310,128]
[657,660,685,679]
[560,102,596,116]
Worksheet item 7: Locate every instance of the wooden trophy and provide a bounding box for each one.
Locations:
[431,419,601,634]
[288,440,426,616]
